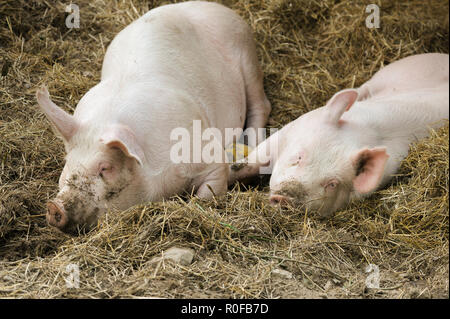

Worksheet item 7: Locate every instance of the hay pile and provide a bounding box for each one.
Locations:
[0,0,448,298]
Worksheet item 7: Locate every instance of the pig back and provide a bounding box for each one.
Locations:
[362,53,449,99]
[100,2,248,135]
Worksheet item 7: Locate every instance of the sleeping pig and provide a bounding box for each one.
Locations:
[36,1,271,233]
[229,53,449,217]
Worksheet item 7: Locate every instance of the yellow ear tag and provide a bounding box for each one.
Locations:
[225,142,252,162]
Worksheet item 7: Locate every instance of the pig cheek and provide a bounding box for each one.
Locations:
[314,188,338,217]
[317,187,350,218]
[331,188,351,213]
[101,176,132,207]
[82,206,103,231]
[316,201,335,218]
[58,165,69,189]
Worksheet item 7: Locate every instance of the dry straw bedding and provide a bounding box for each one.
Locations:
[0,0,448,298]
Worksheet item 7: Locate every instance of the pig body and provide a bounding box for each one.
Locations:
[230,53,449,217]
[36,1,271,233]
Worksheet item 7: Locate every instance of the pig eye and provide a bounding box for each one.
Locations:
[98,163,113,179]
[325,180,339,190]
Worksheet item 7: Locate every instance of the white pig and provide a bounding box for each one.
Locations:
[229,53,449,217]
[36,1,271,233]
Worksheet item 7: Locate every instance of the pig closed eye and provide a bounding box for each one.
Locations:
[99,167,112,179]
[98,163,113,179]
[291,156,302,166]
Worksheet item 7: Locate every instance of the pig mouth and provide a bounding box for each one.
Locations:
[56,198,101,235]
[269,190,334,217]
[57,219,92,235]
[50,206,100,235]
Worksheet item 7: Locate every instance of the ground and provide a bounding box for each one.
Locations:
[0,0,448,298]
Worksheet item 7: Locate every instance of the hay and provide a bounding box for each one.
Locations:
[0,0,448,298]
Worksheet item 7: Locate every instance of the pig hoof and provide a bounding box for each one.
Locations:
[230,162,247,171]
[36,86,49,100]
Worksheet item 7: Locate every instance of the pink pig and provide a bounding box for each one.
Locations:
[36,1,270,233]
[229,53,449,217]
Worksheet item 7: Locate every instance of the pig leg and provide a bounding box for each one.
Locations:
[228,159,265,186]
[196,164,228,199]
[240,43,271,139]
[357,84,371,101]
[228,119,295,186]
[228,128,281,185]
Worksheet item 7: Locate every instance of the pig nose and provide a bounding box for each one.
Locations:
[46,201,69,229]
[269,194,290,206]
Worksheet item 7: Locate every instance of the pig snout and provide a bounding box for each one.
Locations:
[269,194,291,206]
[46,200,69,229]
[46,197,97,234]
[269,180,307,206]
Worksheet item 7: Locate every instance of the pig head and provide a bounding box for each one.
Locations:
[36,86,146,234]
[267,89,389,217]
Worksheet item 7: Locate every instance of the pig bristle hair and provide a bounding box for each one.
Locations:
[0,0,448,299]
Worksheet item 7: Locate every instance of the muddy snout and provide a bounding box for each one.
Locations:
[46,200,69,229]
[46,199,92,234]
[269,181,307,207]
[45,193,103,234]
[269,194,291,205]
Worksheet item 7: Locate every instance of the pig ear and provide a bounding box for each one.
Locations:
[100,126,145,166]
[324,89,359,124]
[36,86,78,143]
[351,147,389,194]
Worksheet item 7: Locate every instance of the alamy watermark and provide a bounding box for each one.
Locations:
[170,120,278,168]
[64,263,80,288]
[65,4,80,29]
[65,3,380,30]
[365,264,380,289]
[366,4,380,29]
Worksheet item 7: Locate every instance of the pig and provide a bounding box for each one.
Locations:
[229,53,449,217]
[36,1,271,234]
